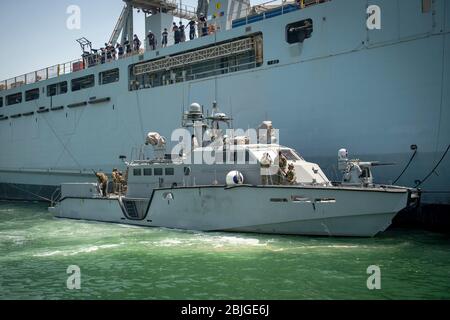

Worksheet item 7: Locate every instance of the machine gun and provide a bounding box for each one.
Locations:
[338,149,395,186]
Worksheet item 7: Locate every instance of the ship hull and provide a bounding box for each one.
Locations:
[52,185,411,237]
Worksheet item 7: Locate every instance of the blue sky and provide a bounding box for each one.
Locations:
[0,0,198,80]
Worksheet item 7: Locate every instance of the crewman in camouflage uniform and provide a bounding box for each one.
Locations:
[95,172,109,197]
[111,168,119,194]
[277,151,288,184]
[118,171,127,193]
[286,164,297,185]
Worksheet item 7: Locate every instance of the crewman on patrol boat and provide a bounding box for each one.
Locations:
[95,172,109,197]
[112,168,119,194]
[286,164,297,185]
[276,150,288,184]
[118,171,127,193]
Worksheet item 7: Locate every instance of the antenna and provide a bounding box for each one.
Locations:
[229,98,234,129]
[181,104,185,127]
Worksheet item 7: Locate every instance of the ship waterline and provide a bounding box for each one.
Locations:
[0,0,449,205]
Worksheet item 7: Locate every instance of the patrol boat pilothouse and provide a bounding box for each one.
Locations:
[50,103,420,237]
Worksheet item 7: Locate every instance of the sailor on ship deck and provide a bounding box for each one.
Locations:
[199,14,208,37]
[188,20,196,40]
[162,28,168,48]
[133,34,141,52]
[147,31,156,51]
[180,21,186,42]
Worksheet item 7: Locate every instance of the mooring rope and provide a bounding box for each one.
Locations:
[7,183,52,202]
[415,144,450,188]
[393,146,418,185]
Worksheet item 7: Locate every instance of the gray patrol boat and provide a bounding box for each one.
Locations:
[49,102,420,237]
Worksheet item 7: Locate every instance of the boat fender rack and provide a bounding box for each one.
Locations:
[88,97,111,105]
[0,115,8,121]
[51,106,64,111]
[37,107,50,114]
[67,102,87,109]
[22,111,35,116]
[11,113,22,118]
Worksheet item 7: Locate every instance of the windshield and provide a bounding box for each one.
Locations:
[281,150,301,161]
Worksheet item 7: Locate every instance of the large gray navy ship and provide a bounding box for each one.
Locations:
[0,0,449,212]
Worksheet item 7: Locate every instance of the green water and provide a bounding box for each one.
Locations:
[0,201,449,300]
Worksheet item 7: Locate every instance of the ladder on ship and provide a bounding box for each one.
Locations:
[109,0,198,46]
[109,4,134,45]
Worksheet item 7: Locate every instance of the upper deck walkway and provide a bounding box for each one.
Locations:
[0,0,328,93]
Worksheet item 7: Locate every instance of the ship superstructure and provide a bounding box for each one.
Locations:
[0,0,449,208]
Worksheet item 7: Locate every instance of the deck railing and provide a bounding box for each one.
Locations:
[0,49,144,93]
[229,0,329,28]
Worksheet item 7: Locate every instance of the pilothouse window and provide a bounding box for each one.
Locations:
[0,97,3,108]
[281,150,301,161]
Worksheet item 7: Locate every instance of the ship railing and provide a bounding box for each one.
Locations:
[156,0,197,20]
[229,0,329,28]
[137,60,257,87]
[170,1,197,20]
[187,60,257,81]
[143,32,194,52]
[158,60,257,85]
[0,48,145,93]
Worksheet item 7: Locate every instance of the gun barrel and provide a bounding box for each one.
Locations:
[371,162,396,167]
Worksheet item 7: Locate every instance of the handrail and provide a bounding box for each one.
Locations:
[0,49,145,93]
[228,0,329,26]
